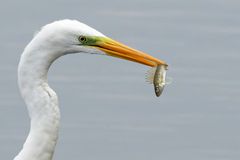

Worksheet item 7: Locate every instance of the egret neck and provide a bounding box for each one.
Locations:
[16,40,63,160]
[14,19,167,160]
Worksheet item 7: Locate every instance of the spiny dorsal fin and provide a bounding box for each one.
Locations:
[145,67,172,85]
[145,67,157,84]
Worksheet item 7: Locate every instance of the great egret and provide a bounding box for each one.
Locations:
[14,19,167,160]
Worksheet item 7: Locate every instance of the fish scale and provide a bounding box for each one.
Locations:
[153,65,167,97]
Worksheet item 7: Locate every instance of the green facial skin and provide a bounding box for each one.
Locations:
[79,36,110,46]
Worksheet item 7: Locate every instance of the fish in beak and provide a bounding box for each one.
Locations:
[79,35,168,97]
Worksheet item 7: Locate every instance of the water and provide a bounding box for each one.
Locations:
[0,0,240,159]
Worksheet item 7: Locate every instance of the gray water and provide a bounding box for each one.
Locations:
[0,0,240,159]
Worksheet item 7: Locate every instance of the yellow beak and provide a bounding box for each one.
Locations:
[94,38,167,67]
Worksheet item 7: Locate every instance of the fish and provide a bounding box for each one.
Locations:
[153,65,167,97]
[146,64,168,97]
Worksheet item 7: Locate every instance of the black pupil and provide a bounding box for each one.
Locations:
[80,36,86,41]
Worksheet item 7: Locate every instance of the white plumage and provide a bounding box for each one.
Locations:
[14,19,166,160]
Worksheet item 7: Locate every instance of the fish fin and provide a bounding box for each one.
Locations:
[145,67,157,84]
[165,77,173,85]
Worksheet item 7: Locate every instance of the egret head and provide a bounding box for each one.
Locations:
[31,19,167,67]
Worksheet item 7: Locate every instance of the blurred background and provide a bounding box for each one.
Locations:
[0,0,239,159]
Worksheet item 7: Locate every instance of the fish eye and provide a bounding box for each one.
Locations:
[78,36,87,43]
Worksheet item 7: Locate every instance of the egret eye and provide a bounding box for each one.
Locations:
[78,36,87,43]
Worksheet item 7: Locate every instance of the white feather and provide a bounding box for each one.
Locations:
[15,19,107,160]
